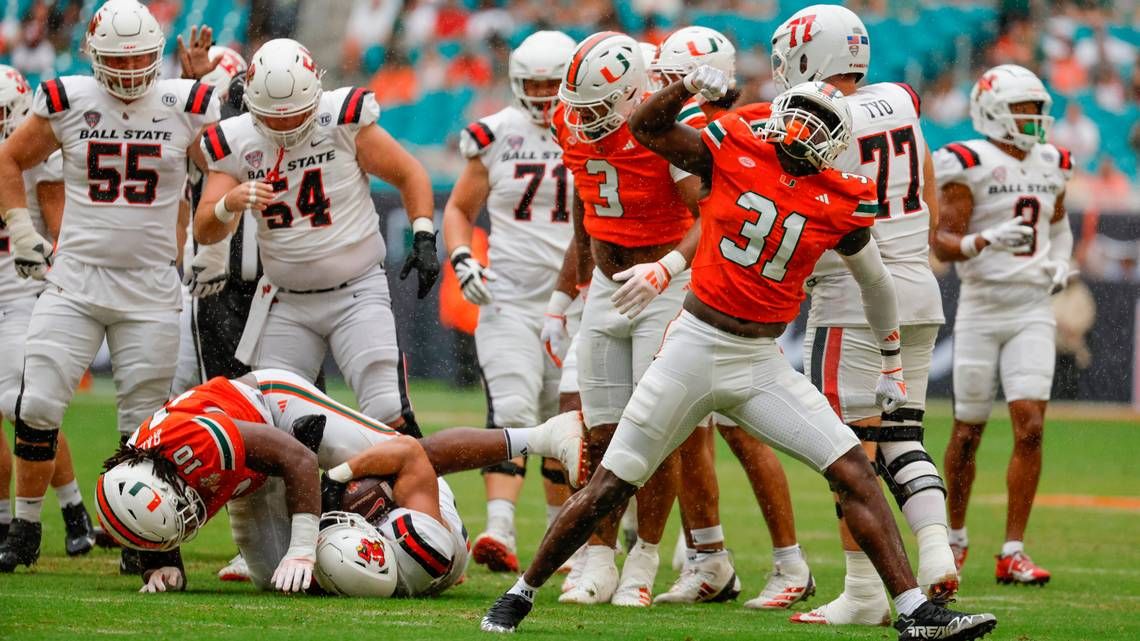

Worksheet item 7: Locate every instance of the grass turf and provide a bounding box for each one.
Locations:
[1,380,1138,640]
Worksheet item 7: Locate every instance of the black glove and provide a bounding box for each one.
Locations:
[399,230,441,299]
[320,473,347,514]
[290,414,326,454]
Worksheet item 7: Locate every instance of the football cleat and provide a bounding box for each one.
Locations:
[218,553,251,582]
[0,518,41,572]
[62,503,96,556]
[744,560,815,609]
[120,548,143,575]
[561,546,587,592]
[559,547,618,604]
[671,532,687,572]
[481,592,533,634]
[918,543,959,605]
[951,543,968,572]
[894,601,997,641]
[995,551,1050,586]
[790,590,891,626]
[93,526,120,549]
[472,530,520,573]
[654,551,741,604]
[0,520,8,547]
[529,411,589,488]
[611,541,659,607]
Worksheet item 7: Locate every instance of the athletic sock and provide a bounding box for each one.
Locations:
[1001,540,1024,557]
[949,527,968,547]
[503,428,530,459]
[894,587,926,617]
[14,497,44,523]
[487,499,515,534]
[632,537,659,556]
[772,543,803,566]
[54,480,83,508]
[508,576,539,601]
[0,499,11,525]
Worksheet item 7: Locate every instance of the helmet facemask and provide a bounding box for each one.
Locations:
[250,99,322,150]
[561,86,639,142]
[986,100,1053,151]
[90,48,164,100]
[761,89,850,170]
[511,77,561,126]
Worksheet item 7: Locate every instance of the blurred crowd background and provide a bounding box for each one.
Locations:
[1,0,1138,402]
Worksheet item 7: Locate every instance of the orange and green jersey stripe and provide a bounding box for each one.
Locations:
[257,380,396,435]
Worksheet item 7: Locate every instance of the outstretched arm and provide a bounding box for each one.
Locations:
[329,435,443,521]
[628,72,717,180]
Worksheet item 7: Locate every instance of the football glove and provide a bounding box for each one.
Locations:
[271,513,318,593]
[682,65,731,102]
[980,218,1034,253]
[610,250,687,319]
[400,228,441,299]
[3,208,53,280]
[542,291,573,367]
[1045,260,1078,295]
[875,367,908,414]
[140,566,185,593]
[450,246,495,306]
[183,239,229,298]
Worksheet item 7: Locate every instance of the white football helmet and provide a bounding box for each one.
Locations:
[970,64,1053,151]
[559,31,646,142]
[758,81,853,170]
[652,26,736,86]
[95,459,206,551]
[509,30,577,126]
[200,45,248,93]
[84,0,166,100]
[0,64,32,140]
[770,4,870,91]
[244,38,324,149]
[381,508,458,597]
[315,512,399,597]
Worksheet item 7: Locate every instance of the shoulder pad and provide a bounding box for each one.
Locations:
[942,142,981,169]
[891,82,921,116]
[202,123,233,162]
[185,81,216,115]
[464,120,495,151]
[338,87,374,125]
[40,79,71,114]
[1055,145,1073,171]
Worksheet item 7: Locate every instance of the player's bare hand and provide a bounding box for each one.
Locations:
[271,555,315,593]
[875,367,908,414]
[223,181,275,213]
[980,218,1034,253]
[682,65,731,102]
[611,261,672,319]
[451,248,495,306]
[140,566,186,593]
[4,207,53,280]
[177,25,220,80]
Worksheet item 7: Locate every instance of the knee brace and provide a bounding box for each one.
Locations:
[875,442,946,511]
[13,420,59,461]
[482,459,527,478]
[541,460,568,486]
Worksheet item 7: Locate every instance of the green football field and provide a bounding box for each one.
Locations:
[2,380,1138,641]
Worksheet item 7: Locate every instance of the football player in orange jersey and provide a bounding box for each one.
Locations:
[482,72,998,641]
[540,31,704,606]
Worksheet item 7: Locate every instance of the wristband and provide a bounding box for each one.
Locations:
[960,233,981,258]
[682,73,700,95]
[214,198,236,224]
[327,462,353,483]
[658,249,688,278]
[286,512,319,554]
[880,352,903,373]
[450,245,473,267]
[411,217,435,235]
[546,290,573,316]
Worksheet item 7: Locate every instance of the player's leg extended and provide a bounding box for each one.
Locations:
[50,433,95,556]
[943,323,1001,571]
[105,308,181,440]
[537,354,571,543]
[995,319,1055,585]
[718,422,812,609]
[471,304,546,573]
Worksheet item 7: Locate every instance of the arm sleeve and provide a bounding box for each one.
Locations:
[1048,213,1073,264]
[839,236,901,356]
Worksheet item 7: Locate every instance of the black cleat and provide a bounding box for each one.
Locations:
[62,503,96,556]
[0,520,9,548]
[94,526,121,549]
[0,519,42,572]
[481,593,534,633]
[895,601,997,641]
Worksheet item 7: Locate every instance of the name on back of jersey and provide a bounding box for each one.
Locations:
[77,127,174,141]
[245,150,337,180]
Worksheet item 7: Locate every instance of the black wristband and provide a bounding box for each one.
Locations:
[450,251,472,269]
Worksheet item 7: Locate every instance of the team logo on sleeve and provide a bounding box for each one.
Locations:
[84,110,101,128]
[245,150,263,169]
[162,93,177,106]
[319,112,332,126]
[357,538,387,565]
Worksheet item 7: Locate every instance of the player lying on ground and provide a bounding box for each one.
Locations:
[480,73,997,641]
[96,369,586,595]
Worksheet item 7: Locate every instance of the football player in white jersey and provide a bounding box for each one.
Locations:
[0,64,100,558]
[0,0,219,571]
[766,5,959,625]
[442,30,580,574]
[194,38,438,433]
[933,64,1071,587]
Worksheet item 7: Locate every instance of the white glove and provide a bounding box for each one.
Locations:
[980,218,1034,253]
[610,250,686,319]
[183,238,230,298]
[270,513,318,593]
[450,246,495,306]
[875,366,908,414]
[682,64,731,102]
[3,208,53,280]
[1044,260,1078,295]
[542,291,573,367]
[140,566,185,593]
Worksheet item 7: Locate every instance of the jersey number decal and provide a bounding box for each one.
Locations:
[87,142,162,204]
[172,444,204,476]
[719,192,806,282]
[261,169,332,230]
[857,126,921,217]
[513,163,569,222]
[584,159,623,218]
[1013,196,1040,257]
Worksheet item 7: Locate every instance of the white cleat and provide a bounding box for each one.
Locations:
[611,541,659,607]
[744,560,815,610]
[671,532,688,572]
[654,550,741,604]
[471,529,520,573]
[790,589,891,626]
[217,554,251,582]
[529,411,588,488]
[560,545,586,585]
[559,546,618,604]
